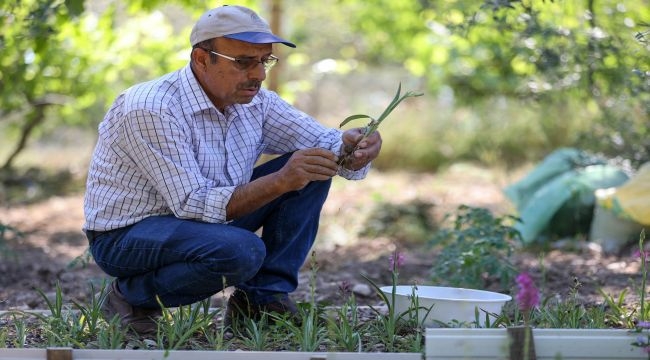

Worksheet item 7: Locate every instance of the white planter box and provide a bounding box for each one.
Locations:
[425,328,645,360]
[0,348,422,360]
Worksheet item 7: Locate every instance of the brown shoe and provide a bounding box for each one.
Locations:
[223,289,298,328]
[101,281,161,335]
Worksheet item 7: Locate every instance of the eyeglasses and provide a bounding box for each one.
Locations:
[200,48,279,71]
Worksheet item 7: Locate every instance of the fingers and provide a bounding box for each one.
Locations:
[300,147,338,161]
[342,128,365,153]
[342,131,382,170]
[281,149,338,190]
[343,143,356,154]
[299,148,338,171]
[301,156,338,176]
[352,132,381,156]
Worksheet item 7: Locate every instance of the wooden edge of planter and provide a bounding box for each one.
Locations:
[425,328,646,360]
[0,348,422,360]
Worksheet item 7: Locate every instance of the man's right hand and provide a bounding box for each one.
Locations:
[277,148,339,191]
[226,149,337,221]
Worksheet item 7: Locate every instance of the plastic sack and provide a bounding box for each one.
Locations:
[504,148,629,244]
[589,188,644,254]
[504,148,605,207]
[612,162,650,226]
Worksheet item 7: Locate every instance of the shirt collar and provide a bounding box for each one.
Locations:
[179,63,216,114]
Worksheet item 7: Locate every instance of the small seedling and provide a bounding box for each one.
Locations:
[338,83,422,166]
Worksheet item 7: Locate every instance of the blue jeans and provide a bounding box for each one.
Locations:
[88,153,331,308]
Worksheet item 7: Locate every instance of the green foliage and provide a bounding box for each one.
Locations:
[599,288,636,328]
[534,279,604,328]
[0,0,193,168]
[1,0,113,117]
[429,205,521,290]
[338,83,422,166]
[339,83,423,130]
[337,0,649,167]
[342,0,649,99]
[32,282,99,347]
[273,304,328,352]
[361,252,420,352]
[2,257,650,351]
[96,316,127,349]
[156,299,215,350]
[3,0,648,172]
[235,314,274,351]
[326,295,362,352]
[335,1,428,66]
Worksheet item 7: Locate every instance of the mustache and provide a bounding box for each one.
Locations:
[238,81,262,90]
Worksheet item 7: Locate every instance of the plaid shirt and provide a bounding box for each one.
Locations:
[83,64,368,231]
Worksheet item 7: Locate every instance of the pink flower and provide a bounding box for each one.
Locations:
[515,272,540,313]
[389,252,405,271]
[338,280,352,296]
[634,250,650,260]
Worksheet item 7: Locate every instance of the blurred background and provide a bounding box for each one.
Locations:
[1,0,648,182]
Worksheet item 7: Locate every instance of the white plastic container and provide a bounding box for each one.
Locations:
[380,285,511,327]
[589,188,644,254]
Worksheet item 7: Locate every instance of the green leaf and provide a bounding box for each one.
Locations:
[338,83,422,131]
[375,82,403,122]
[64,0,85,17]
[339,114,372,127]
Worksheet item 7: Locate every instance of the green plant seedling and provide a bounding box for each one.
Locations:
[236,314,272,351]
[34,282,89,347]
[338,83,423,165]
[71,282,105,338]
[12,314,26,348]
[326,297,362,352]
[272,303,328,352]
[429,205,520,290]
[0,326,7,348]
[156,299,213,350]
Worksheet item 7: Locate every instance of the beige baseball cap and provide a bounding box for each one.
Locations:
[190,5,296,48]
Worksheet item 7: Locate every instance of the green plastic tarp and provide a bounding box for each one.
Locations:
[504,148,629,244]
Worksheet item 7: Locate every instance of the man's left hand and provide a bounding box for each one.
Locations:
[340,128,382,170]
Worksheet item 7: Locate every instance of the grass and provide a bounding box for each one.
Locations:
[0,234,647,353]
[0,284,423,352]
[0,276,642,352]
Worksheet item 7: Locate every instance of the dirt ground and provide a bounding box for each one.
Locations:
[0,166,644,312]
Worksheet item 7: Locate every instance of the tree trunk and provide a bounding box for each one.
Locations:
[1,104,47,170]
[586,0,596,93]
[268,0,283,93]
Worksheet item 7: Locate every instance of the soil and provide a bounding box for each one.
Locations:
[0,166,644,313]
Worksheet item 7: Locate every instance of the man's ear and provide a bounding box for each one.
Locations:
[191,48,209,72]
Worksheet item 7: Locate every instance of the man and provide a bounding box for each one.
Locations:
[83,4,381,334]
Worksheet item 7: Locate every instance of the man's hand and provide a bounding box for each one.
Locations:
[278,148,339,191]
[340,128,382,170]
[227,148,337,220]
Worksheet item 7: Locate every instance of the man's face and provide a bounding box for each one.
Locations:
[193,37,273,111]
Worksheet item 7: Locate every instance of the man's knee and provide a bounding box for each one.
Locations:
[205,233,266,284]
[301,178,332,199]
